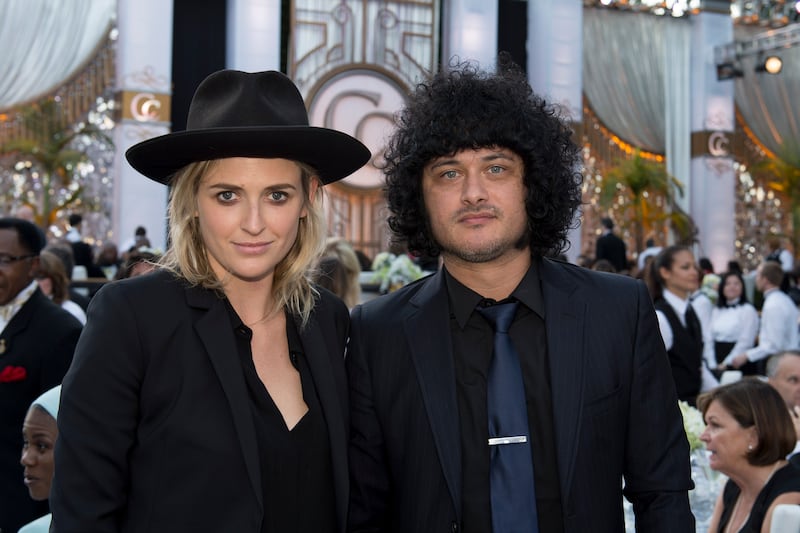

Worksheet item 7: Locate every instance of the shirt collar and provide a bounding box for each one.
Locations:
[663,288,690,314]
[444,259,545,329]
[0,281,39,327]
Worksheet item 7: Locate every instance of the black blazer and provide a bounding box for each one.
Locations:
[52,270,350,533]
[0,289,81,533]
[347,259,694,533]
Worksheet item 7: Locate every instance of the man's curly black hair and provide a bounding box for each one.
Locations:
[383,58,583,258]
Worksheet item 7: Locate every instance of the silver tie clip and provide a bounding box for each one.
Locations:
[488,436,527,446]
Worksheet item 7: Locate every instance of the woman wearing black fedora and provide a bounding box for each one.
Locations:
[50,70,370,533]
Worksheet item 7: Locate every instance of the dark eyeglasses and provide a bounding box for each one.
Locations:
[0,254,37,267]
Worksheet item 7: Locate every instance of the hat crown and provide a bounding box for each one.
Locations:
[186,70,309,130]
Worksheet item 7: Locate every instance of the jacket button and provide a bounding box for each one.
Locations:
[450,522,458,532]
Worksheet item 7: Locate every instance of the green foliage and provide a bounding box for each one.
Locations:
[599,150,696,252]
[0,99,112,226]
[752,147,800,256]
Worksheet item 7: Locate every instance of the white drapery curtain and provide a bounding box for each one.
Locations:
[734,26,800,162]
[0,0,115,110]
[583,8,691,188]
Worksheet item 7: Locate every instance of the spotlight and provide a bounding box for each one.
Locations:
[717,62,743,81]
[755,55,783,74]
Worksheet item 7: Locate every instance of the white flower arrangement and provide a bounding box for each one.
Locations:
[679,400,705,452]
[371,252,424,293]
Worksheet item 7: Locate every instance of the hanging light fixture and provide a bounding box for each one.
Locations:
[755,54,783,74]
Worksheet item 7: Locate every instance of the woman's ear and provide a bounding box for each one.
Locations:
[302,177,320,219]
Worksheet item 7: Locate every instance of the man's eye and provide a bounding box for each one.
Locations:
[488,165,503,174]
[442,170,458,179]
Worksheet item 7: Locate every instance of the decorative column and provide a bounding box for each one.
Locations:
[226,0,281,71]
[442,0,498,69]
[527,0,584,262]
[689,0,736,271]
[113,0,173,251]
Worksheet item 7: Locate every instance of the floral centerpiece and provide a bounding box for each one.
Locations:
[679,400,705,452]
[371,252,424,294]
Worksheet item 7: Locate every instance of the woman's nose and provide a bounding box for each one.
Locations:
[20,447,34,466]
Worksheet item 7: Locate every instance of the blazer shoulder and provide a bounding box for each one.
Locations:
[25,290,83,333]
[541,258,644,297]
[357,271,436,316]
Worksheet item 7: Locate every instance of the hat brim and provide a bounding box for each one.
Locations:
[125,126,371,185]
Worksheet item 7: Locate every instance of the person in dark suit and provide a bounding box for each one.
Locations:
[595,216,628,273]
[346,59,694,533]
[0,218,81,533]
[51,70,370,532]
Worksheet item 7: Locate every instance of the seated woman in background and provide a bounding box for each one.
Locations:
[18,385,61,533]
[698,378,800,533]
[706,271,759,373]
[36,250,87,325]
[113,248,161,280]
[318,237,361,308]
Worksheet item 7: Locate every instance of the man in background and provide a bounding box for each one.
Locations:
[725,261,799,375]
[0,217,81,533]
[595,216,627,273]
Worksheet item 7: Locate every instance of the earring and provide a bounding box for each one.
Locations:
[748,444,754,451]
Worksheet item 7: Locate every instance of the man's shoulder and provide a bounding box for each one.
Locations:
[542,257,639,290]
[359,272,436,315]
[24,291,82,331]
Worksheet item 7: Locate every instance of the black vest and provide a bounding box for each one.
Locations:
[654,300,703,405]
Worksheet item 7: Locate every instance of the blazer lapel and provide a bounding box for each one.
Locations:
[539,259,585,504]
[188,288,263,512]
[406,270,463,519]
[296,311,349,533]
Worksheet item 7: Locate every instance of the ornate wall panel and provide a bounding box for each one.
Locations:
[289,0,439,260]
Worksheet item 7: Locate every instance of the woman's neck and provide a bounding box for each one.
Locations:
[223,279,277,327]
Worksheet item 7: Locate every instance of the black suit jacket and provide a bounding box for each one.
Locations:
[596,232,628,272]
[0,289,81,533]
[52,270,350,533]
[347,259,694,533]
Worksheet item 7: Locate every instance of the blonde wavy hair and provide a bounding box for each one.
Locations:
[158,159,327,327]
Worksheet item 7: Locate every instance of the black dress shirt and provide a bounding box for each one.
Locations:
[445,264,564,533]
[230,305,337,533]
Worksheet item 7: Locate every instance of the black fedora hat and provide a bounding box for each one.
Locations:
[125,70,371,185]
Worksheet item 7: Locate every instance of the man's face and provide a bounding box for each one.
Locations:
[421,146,528,266]
[0,228,38,305]
[770,355,800,409]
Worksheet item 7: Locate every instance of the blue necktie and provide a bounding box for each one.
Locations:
[479,301,539,533]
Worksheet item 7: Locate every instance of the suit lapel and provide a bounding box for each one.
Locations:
[295,310,349,533]
[188,287,263,512]
[539,259,585,504]
[406,270,463,518]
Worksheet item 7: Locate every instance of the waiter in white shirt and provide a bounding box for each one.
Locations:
[725,261,800,374]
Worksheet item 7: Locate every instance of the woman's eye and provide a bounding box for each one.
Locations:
[269,191,288,202]
[217,191,237,202]
[37,442,49,453]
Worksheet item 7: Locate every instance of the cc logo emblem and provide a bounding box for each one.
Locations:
[130,92,162,122]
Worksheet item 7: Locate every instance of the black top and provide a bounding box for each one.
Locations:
[230,305,337,533]
[445,263,564,533]
[717,462,800,533]
[654,300,703,405]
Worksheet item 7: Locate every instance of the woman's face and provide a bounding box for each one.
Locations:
[722,274,743,302]
[20,406,58,500]
[36,276,53,297]
[659,250,699,298]
[196,157,316,286]
[699,399,756,474]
